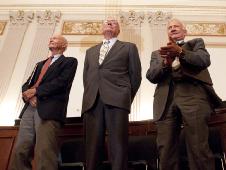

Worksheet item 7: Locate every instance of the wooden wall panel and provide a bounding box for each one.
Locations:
[0,127,17,170]
[0,108,225,170]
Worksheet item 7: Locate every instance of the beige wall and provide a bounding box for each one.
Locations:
[0,1,226,125]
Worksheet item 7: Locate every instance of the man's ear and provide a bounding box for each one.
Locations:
[61,42,68,49]
[184,29,188,36]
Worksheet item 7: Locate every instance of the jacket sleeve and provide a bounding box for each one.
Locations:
[180,38,211,70]
[83,50,89,87]
[22,63,39,93]
[21,63,40,102]
[146,51,170,84]
[128,43,142,101]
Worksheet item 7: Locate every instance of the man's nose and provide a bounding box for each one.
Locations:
[171,28,176,32]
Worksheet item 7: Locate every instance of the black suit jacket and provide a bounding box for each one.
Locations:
[20,55,77,123]
[82,40,142,114]
[146,38,222,121]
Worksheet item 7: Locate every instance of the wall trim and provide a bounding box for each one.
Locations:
[62,21,102,35]
[0,21,6,35]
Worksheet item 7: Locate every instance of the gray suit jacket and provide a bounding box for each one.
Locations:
[146,38,222,121]
[82,40,142,114]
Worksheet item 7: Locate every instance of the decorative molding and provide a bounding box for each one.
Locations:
[119,10,144,26]
[61,12,226,36]
[205,42,226,47]
[36,10,61,25]
[0,22,6,35]
[9,10,34,25]
[62,21,102,35]
[147,11,172,26]
[68,40,100,47]
[186,23,226,36]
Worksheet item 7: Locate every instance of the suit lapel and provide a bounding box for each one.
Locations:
[41,55,65,82]
[33,60,45,83]
[93,43,102,65]
[102,40,124,63]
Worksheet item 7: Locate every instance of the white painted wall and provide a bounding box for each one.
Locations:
[208,47,226,101]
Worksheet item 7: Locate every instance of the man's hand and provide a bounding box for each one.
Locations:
[159,41,183,67]
[29,96,37,107]
[159,52,173,67]
[22,88,36,101]
[160,42,182,58]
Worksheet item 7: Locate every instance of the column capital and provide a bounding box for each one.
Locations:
[36,10,61,25]
[148,11,172,26]
[119,10,144,26]
[9,10,34,25]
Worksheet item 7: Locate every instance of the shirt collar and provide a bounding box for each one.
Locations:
[50,54,61,64]
[103,37,117,47]
[176,40,185,46]
[53,54,61,59]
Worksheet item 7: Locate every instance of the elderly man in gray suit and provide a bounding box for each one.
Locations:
[146,18,222,170]
[82,18,142,170]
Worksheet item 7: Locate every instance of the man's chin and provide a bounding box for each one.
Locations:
[103,31,114,38]
[104,30,113,34]
[171,35,183,41]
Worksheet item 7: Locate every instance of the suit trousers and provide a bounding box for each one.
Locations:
[156,80,215,170]
[83,95,129,170]
[9,105,61,170]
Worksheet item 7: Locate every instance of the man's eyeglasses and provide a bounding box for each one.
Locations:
[103,20,118,25]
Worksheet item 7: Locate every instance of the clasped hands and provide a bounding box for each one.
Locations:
[22,88,37,107]
[159,42,182,66]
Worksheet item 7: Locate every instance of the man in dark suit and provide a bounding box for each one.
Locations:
[82,18,142,170]
[9,34,77,170]
[146,18,222,170]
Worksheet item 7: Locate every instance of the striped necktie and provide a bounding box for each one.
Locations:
[99,40,110,65]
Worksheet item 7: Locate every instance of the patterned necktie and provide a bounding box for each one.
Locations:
[172,41,185,70]
[172,57,180,70]
[99,40,110,65]
[31,56,53,88]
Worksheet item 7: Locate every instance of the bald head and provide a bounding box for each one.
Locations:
[48,34,68,54]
